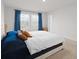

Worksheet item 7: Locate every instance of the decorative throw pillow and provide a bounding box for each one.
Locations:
[21,30,32,37]
[3,31,17,43]
[18,34,28,41]
[17,30,28,41]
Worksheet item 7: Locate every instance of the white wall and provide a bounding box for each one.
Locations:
[4,6,48,32]
[42,13,48,28]
[4,7,15,32]
[1,0,5,36]
[49,4,77,41]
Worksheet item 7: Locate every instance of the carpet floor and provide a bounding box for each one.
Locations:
[46,39,77,59]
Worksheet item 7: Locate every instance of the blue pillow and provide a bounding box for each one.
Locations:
[7,31,17,36]
[4,31,18,43]
[5,35,16,42]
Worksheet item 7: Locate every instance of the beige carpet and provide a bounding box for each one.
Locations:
[46,39,77,59]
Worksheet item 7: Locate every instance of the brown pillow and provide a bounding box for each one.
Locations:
[18,34,28,41]
[21,31,32,37]
[17,30,28,41]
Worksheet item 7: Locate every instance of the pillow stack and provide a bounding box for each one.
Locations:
[21,30,32,37]
[18,30,32,41]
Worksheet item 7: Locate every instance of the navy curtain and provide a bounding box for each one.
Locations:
[14,10,21,31]
[38,13,43,30]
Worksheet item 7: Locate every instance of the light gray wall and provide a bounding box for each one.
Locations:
[4,7,15,32]
[42,13,48,28]
[4,6,48,32]
[1,0,5,36]
[49,4,77,41]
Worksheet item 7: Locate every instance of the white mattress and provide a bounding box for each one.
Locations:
[24,31,64,55]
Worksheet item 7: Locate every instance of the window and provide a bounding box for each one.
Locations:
[20,12,30,31]
[20,12,38,31]
[31,14,38,31]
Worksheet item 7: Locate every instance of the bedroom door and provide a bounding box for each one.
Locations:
[48,14,54,32]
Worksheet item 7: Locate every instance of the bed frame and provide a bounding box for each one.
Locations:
[31,42,63,59]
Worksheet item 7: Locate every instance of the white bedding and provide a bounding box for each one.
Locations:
[24,31,64,55]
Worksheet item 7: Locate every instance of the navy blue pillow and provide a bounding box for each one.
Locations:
[4,31,18,43]
[7,31,17,36]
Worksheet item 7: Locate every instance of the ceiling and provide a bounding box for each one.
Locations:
[3,0,76,12]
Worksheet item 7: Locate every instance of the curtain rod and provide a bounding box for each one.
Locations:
[14,8,47,14]
[6,6,48,13]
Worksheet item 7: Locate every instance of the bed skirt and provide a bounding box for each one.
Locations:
[31,42,63,59]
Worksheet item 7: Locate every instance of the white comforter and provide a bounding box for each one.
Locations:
[24,31,64,55]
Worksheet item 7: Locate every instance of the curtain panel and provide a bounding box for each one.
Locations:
[38,13,43,30]
[14,10,21,31]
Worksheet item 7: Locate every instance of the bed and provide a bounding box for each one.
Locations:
[24,31,65,59]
